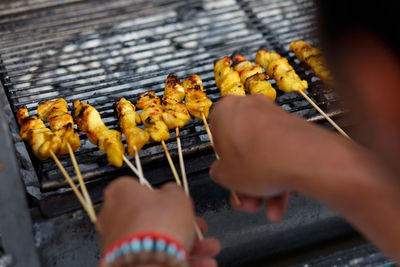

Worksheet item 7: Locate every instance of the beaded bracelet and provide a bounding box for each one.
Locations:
[100,232,189,267]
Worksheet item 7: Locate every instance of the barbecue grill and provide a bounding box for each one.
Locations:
[0,0,391,266]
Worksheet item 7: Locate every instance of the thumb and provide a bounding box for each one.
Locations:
[209,160,232,190]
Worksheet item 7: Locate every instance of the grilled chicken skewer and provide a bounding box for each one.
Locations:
[37,98,96,219]
[116,97,152,189]
[255,49,350,139]
[37,98,80,154]
[17,107,96,222]
[162,74,191,196]
[183,74,214,147]
[232,54,276,101]
[136,90,203,240]
[289,40,334,86]
[136,91,181,186]
[73,100,125,167]
[214,56,246,96]
[162,74,205,240]
[17,108,62,160]
[255,50,308,94]
[213,58,247,205]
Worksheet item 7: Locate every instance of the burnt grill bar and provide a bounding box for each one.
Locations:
[0,0,341,215]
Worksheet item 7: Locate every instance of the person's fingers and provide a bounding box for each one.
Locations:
[195,217,208,234]
[231,193,264,213]
[189,257,218,267]
[160,181,183,194]
[209,160,232,189]
[160,182,189,205]
[104,176,139,198]
[209,95,240,155]
[190,237,221,257]
[266,192,290,223]
[209,95,238,132]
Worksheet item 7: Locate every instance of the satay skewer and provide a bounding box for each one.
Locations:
[35,100,97,220]
[136,92,182,186]
[161,74,192,194]
[255,50,350,139]
[116,97,154,188]
[289,40,334,86]
[16,107,96,222]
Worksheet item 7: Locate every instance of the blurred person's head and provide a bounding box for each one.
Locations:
[316,0,400,174]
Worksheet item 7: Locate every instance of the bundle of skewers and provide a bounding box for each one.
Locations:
[214,40,350,139]
[16,39,347,241]
[16,73,215,240]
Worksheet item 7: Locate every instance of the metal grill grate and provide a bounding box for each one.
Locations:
[0,0,342,212]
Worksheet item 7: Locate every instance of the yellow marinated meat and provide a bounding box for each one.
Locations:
[183,74,212,119]
[37,98,80,155]
[136,91,170,142]
[255,49,308,93]
[73,100,124,167]
[116,97,149,156]
[164,73,186,102]
[161,74,191,129]
[289,40,334,86]
[245,73,277,101]
[232,54,276,101]
[214,57,246,96]
[17,108,61,160]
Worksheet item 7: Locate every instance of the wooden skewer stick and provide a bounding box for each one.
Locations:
[133,146,153,190]
[194,221,204,241]
[201,112,217,157]
[123,155,153,190]
[299,90,351,139]
[161,140,182,187]
[133,147,145,182]
[67,143,96,221]
[162,138,203,240]
[49,150,97,223]
[175,127,189,196]
[201,112,241,205]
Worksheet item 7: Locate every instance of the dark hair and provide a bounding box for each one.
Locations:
[315,0,400,55]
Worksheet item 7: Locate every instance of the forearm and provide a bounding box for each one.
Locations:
[292,139,400,262]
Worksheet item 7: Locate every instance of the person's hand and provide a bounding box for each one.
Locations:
[190,217,221,267]
[230,192,290,223]
[96,177,196,253]
[96,177,221,266]
[209,95,351,206]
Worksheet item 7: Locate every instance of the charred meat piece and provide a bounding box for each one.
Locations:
[290,40,334,86]
[232,54,276,101]
[214,57,246,96]
[73,100,124,167]
[116,97,149,156]
[37,98,80,155]
[161,74,191,129]
[137,92,170,142]
[255,50,308,93]
[17,108,61,160]
[183,74,212,119]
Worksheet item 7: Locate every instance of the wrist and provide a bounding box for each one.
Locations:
[100,232,189,267]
